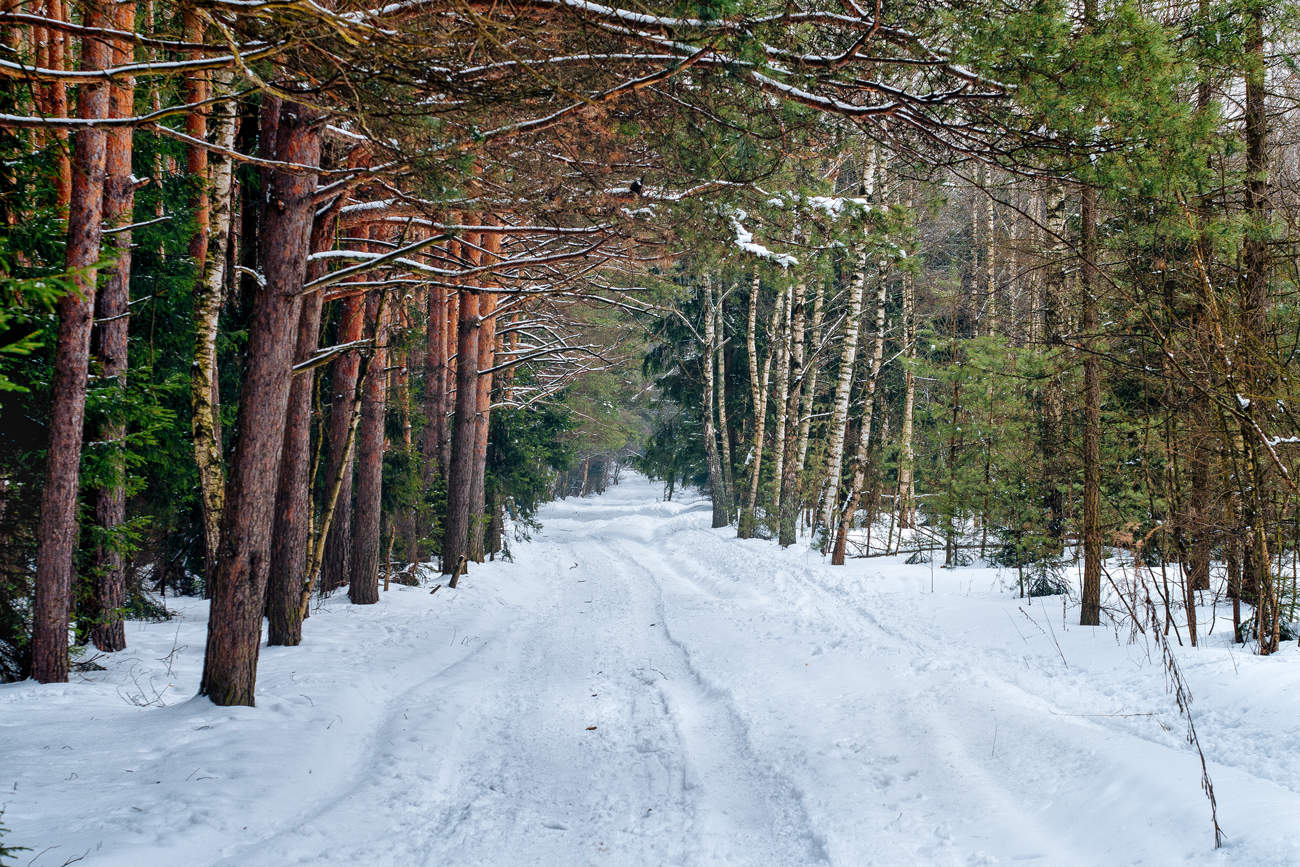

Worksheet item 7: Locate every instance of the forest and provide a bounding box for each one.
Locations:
[1,0,1300,860]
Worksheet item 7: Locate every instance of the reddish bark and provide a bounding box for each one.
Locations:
[422,264,447,487]
[321,291,365,592]
[467,228,501,562]
[440,236,462,478]
[184,9,210,272]
[199,98,321,706]
[266,209,337,644]
[47,0,70,208]
[443,232,483,574]
[32,1,110,684]
[89,4,137,653]
[349,283,388,605]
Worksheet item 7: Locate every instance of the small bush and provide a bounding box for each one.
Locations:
[0,809,28,867]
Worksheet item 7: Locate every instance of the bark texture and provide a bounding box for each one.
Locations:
[819,249,867,535]
[89,6,136,653]
[191,69,238,587]
[349,288,388,605]
[443,231,483,574]
[267,211,336,643]
[32,4,110,683]
[778,279,807,546]
[832,266,888,565]
[199,98,320,706]
[702,276,729,527]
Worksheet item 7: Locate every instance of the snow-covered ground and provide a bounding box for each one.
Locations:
[3,473,1299,866]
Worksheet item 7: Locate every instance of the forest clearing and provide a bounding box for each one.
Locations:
[5,475,1299,865]
[3,0,1300,861]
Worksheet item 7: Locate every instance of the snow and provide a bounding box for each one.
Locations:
[4,474,1300,865]
[730,211,798,267]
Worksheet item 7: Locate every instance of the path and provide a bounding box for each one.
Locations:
[4,475,1300,865]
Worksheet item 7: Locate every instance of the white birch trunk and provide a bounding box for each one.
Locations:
[818,248,869,534]
[701,275,729,527]
[769,281,793,527]
[739,274,783,538]
[191,68,236,580]
[895,193,917,535]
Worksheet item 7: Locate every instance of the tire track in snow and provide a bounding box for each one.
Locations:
[591,533,832,866]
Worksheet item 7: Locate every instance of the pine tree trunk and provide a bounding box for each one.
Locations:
[1080,179,1103,626]
[183,9,209,272]
[46,0,70,208]
[778,278,807,546]
[422,254,448,490]
[441,254,460,478]
[266,209,337,643]
[89,8,136,653]
[1040,181,1068,555]
[303,292,379,618]
[1240,5,1277,654]
[468,227,501,562]
[321,292,364,592]
[349,287,388,605]
[32,4,110,683]
[444,249,482,574]
[199,98,320,706]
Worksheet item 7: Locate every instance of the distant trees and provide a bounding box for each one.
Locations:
[634,0,1300,655]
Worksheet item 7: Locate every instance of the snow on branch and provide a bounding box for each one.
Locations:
[730,211,797,268]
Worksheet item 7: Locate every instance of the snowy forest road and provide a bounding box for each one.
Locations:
[5,474,1300,866]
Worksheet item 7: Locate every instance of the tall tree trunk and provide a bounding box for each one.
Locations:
[896,261,917,534]
[832,268,889,565]
[1240,3,1277,654]
[183,9,209,272]
[1080,179,1103,624]
[199,98,321,706]
[739,274,781,538]
[32,2,110,683]
[421,249,448,491]
[303,290,383,618]
[89,7,137,653]
[1040,181,1068,555]
[1077,0,1103,624]
[46,0,70,208]
[820,249,868,536]
[320,292,365,592]
[769,283,793,530]
[981,163,997,333]
[701,275,729,527]
[1185,0,1215,598]
[467,227,501,562]
[794,279,825,526]
[714,288,735,515]
[443,232,483,574]
[266,210,337,643]
[441,245,460,479]
[778,277,807,546]
[349,287,389,605]
[192,69,238,588]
